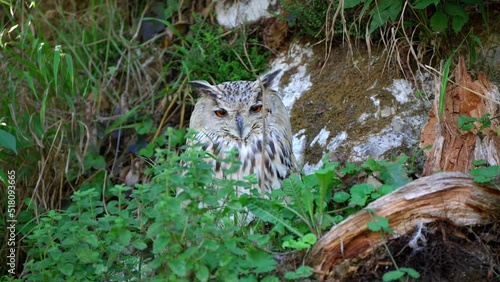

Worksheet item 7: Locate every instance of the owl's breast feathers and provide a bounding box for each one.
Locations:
[194,129,294,194]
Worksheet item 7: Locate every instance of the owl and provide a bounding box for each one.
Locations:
[188,70,295,195]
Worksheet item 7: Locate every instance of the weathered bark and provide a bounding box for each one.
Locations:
[420,56,500,175]
[306,172,500,281]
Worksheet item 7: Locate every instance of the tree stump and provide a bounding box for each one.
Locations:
[420,56,500,175]
[306,172,500,281]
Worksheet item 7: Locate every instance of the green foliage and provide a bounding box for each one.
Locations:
[383,267,421,281]
[371,0,483,34]
[438,52,454,119]
[369,0,403,34]
[367,214,393,234]
[19,126,418,280]
[472,159,487,167]
[468,34,482,64]
[281,0,331,38]
[458,114,479,131]
[282,233,317,250]
[1,2,271,274]
[248,154,411,242]
[469,165,499,184]
[367,211,420,281]
[21,130,281,281]
[415,0,475,33]
[458,113,495,133]
[283,0,485,51]
[457,114,500,184]
[284,266,313,279]
[0,0,123,205]
[0,128,17,154]
[177,20,269,83]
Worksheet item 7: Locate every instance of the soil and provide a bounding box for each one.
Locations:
[348,222,500,282]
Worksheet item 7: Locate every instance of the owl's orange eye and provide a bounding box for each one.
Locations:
[214,109,227,117]
[250,105,262,113]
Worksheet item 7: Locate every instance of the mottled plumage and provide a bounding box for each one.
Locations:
[188,70,294,195]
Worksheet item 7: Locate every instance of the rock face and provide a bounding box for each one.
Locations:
[215,0,277,28]
[213,0,431,173]
[269,43,432,174]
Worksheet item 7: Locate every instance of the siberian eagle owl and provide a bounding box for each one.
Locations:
[188,70,294,194]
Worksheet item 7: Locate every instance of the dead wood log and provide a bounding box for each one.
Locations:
[420,56,500,175]
[306,171,500,280]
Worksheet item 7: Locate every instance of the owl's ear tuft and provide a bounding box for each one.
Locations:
[189,81,219,98]
[259,69,282,89]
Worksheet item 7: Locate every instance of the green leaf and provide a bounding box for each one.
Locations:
[284,265,312,279]
[152,236,170,254]
[400,267,421,278]
[239,275,258,282]
[281,174,312,218]
[383,270,405,281]
[369,0,402,33]
[362,157,381,173]
[168,258,187,277]
[132,240,148,250]
[303,233,318,245]
[261,275,281,282]
[245,250,277,273]
[48,247,62,261]
[246,198,304,237]
[443,3,468,17]
[479,113,491,131]
[380,162,411,188]
[369,11,389,34]
[248,234,271,246]
[367,220,382,231]
[452,15,468,33]
[344,0,365,8]
[225,240,247,256]
[413,0,439,9]
[195,264,210,282]
[458,115,477,131]
[430,11,448,32]
[59,263,74,276]
[340,162,361,175]
[147,222,165,238]
[470,166,499,183]
[333,191,350,203]
[378,184,395,196]
[470,34,482,47]
[118,230,132,246]
[367,216,393,233]
[85,233,99,248]
[94,264,108,274]
[349,184,375,206]
[438,52,454,119]
[76,249,100,263]
[84,154,106,170]
[282,238,310,250]
[472,159,487,167]
[315,162,338,190]
[0,129,17,154]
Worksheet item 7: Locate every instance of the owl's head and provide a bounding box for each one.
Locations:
[189,70,282,141]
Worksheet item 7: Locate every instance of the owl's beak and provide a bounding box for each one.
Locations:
[236,113,244,138]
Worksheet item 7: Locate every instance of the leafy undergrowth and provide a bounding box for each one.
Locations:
[17,129,418,281]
